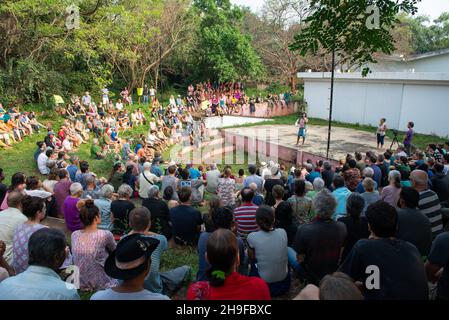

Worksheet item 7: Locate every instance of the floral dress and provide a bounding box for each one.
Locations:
[71,229,118,291]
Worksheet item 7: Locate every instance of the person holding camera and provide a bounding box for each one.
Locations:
[404,122,415,156]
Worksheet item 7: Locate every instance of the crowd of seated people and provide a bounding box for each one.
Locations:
[0,136,448,300]
[0,104,45,149]
[182,81,292,116]
[1,84,449,300]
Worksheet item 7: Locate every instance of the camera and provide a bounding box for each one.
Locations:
[392,129,398,136]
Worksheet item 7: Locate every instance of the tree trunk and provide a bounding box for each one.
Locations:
[290,72,297,95]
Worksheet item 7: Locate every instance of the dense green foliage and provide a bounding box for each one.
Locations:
[289,0,421,75]
[0,0,448,105]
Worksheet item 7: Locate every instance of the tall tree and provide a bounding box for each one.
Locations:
[289,0,421,159]
[290,0,421,75]
[192,0,265,81]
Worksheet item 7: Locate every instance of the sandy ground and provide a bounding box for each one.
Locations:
[224,124,392,161]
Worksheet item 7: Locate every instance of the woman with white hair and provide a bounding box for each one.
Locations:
[381,170,402,208]
[306,178,325,200]
[95,184,115,231]
[63,182,84,232]
[110,184,135,236]
[355,167,377,193]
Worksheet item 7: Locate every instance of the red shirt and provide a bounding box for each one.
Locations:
[58,129,65,141]
[187,272,270,300]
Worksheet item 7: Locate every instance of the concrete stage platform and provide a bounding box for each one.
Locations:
[223,124,391,162]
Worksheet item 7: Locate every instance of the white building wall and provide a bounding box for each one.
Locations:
[366,52,449,73]
[302,74,449,137]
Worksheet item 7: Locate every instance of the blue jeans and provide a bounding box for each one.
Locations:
[143,95,149,104]
[249,262,291,297]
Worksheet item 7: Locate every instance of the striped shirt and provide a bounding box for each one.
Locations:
[418,190,443,239]
[233,202,259,240]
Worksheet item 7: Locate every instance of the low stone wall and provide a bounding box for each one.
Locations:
[238,101,299,118]
[222,131,339,167]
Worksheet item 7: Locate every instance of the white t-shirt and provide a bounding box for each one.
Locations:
[261,168,271,181]
[62,139,72,152]
[0,208,27,264]
[139,171,161,198]
[149,88,156,96]
[90,288,170,300]
[116,102,123,111]
[37,153,49,175]
[25,189,52,199]
[247,229,288,283]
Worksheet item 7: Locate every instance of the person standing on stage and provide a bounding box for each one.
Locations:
[376,118,387,150]
[403,122,415,156]
[296,113,309,146]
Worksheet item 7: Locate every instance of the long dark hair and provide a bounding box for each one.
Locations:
[206,229,238,287]
[9,172,26,192]
[109,162,122,182]
[122,165,134,185]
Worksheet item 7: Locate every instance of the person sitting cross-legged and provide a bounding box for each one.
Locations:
[90,234,170,300]
[71,200,118,292]
[125,207,190,295]
[0,228,80,300]
[248,205,290,297]
[169,187,203,246]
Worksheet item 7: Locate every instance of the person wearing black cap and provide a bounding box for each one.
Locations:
[90,233,170,300]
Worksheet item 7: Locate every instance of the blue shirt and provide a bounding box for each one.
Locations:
[252,193,264,206]
[66,165,78,182]
[122,143,131,160]
[188,167,201,180]
[306,171,321,184]
[370,164,382,187]
[243,174,263,192]
[34,148,43,162]
[95,198,113,230]
[0,266,79,300]
[151,165,163,178]
[144,234,168,294]
[356,179,378,193]
[332,187,352,220]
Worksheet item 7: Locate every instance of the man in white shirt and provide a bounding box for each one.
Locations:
[205,164,221,194]
[0,192,27,264]
[138,162,160,199]
[37,149,51,175]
